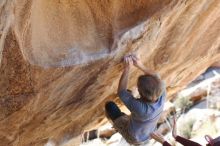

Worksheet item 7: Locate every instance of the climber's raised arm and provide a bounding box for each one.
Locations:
[131,55,158,78]
[105,54,167,145]
[117,56,132,94]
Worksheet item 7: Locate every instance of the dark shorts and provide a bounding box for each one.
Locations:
[105,101,148,145]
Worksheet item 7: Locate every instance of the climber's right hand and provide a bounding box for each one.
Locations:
[131,54,142,68]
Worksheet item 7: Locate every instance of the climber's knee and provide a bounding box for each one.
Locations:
[105,101,123,121]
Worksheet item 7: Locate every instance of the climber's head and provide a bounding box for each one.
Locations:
[137,74,163,103]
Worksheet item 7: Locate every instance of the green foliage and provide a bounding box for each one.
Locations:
[178,118,196,139]
[174,95,193,112]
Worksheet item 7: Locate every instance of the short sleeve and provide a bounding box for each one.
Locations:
[118,89,147,115]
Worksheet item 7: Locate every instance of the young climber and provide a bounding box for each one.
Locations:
[150,116,220,146]
[105,54,166,145]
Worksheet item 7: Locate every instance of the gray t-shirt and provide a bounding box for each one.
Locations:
[118,84,166,142]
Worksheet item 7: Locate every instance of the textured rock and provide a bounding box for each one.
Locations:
[0,0,220,146]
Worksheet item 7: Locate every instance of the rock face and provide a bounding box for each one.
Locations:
[0,0,220,146]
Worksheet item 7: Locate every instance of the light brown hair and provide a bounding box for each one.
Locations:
[137,75,163,103]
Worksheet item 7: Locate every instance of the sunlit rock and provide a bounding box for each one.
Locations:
[0,0,220,145]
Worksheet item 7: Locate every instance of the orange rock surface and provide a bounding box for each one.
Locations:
[0,0,220,145]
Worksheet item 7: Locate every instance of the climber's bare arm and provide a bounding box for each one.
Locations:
[131,55,158,77]
[117,56,132,94]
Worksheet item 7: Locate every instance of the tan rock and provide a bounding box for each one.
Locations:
[0,0,220,145]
